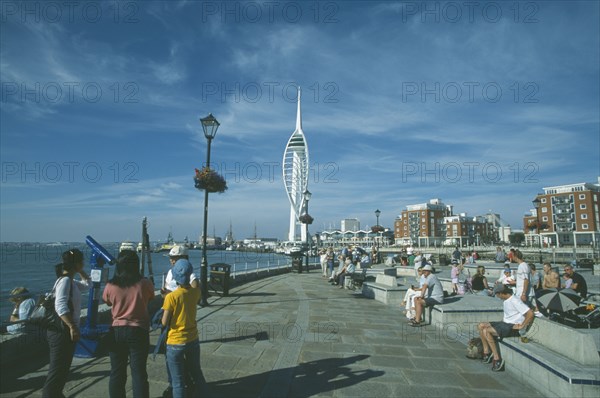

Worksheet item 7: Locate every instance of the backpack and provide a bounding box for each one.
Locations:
[466,337,483,359]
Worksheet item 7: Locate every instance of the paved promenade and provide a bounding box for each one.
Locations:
[2,271,544,398]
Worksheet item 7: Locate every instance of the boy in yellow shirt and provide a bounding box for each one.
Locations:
[161,259,203,398]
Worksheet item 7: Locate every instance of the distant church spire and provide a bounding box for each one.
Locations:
[295,86,302,131]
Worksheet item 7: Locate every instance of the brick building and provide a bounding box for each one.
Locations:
[524,181,600,247]
[394,199,453,246]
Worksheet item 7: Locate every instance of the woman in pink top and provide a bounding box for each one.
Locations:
[103,250,155,398]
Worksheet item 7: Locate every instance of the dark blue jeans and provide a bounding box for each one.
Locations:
[42,327,75,398]
[166,339,204,398]
[108,326,150,398]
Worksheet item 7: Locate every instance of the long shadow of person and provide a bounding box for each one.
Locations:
[207,354,384,398]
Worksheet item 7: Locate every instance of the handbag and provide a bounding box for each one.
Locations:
[29,277,72,331]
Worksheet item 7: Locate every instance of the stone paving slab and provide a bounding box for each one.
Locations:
[1,272,546,397]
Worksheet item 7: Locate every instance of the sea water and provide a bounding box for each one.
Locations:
[0,242,294,323]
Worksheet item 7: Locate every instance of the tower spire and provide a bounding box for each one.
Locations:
[295,86,302,131]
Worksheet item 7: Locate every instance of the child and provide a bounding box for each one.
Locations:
[450,260,460,295]
[161,260,204,398]
[563,273,573,289]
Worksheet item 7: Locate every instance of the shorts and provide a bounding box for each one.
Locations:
[424,297,442,307]
[490,321,519,339]
[451,278,459,284]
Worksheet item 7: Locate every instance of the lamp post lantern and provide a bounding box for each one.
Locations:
[303,189,312,273]
[199,113,220,306]
[532,197,543,264]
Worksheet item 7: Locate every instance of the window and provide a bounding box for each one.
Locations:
[581,214,588,219]
[582,224,589,230]
[580,204,587,210]
[579,194,585,200]
[421,211,425,215]
[542,216,548,222]
[542,207,547,213]
[541,198,546,203]
[404,226,407,230]
[422,225,426,229]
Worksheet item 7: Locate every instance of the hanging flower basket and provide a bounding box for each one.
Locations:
[371,225,385,233]
[299,214,314,225]
[194,168,228,193]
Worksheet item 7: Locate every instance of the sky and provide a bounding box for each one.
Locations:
[1,0,599,243]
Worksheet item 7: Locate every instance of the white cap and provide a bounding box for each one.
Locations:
[169,245,188,257]
[422,264,433,272]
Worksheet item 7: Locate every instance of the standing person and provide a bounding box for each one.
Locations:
[43,249,91,398]
[3,287,36,334]
[326,248,335,279]
[161,245,199,398]
[319,249,328,277]
[450,260,460,295]
[541,262,560,289]
[162,245,198,295]
[513,250,531,304]
[495,247,506,263]
[102,250,155,398]
[452,246,462,262]
[162,259,204,398]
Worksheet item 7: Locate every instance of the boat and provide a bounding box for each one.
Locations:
[155,231,176,253]
[119,241,137,252]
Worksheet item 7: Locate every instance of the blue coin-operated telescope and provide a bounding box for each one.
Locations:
[75,235,116,358]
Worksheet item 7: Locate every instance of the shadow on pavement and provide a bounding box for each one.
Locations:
[207,354,383,398]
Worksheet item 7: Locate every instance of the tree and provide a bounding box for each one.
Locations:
[508,232,525,246]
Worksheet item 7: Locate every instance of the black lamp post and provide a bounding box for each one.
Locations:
[532,197,543,264]
[303,189,312,273]
[199,113,220,306]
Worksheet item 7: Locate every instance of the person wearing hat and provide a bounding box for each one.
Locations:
[477,285,534,372]
[3,287,36,334]
[161,259,205,398]
[102,250,155,398]
[162,245,198,296]
[411,263,444,327]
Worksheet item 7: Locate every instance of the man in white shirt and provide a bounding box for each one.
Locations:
[513,250,531,303]
[477,285,534,372]
[411,264,444,327]
[161,245,199,295]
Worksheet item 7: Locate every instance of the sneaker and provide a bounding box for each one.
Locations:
[482,352,493,364]
[534,311,543,318]
[492,358,505,372]
[520,336,530,343]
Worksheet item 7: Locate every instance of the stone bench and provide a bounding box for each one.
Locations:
[431,300,600,397]
[429,295,503,326]
[500,320,600,397]
[361,274,407,306]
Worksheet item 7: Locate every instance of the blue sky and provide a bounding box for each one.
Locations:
[1,0,599,243]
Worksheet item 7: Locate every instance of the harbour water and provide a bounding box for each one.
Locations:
[0,242,297,323]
